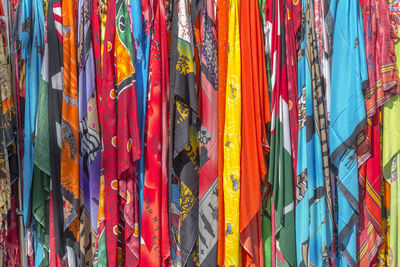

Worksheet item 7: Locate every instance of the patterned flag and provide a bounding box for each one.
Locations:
[198,0,218,265]
[77,0,101,265]
[140,0,171,264]
[266,0,296,265]
[239,0,270,265]
[169,0,200,264]
[295,0,333,265]
[329,0,368,265]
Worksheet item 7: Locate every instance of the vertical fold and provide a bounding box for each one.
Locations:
[77,0,101,265]
[222,0,241,263]
[47,0,66,260]
[198,0,218,265]
[239,0,271,265]
[216,0,228,264]
[114,0,142,264]
[329,0,368,265]
[61,0,81,263]
[169,0,200,264]
[356,0,398,265]
[266,0,297,265]
[295,0,334,266]
[140,0,171,264]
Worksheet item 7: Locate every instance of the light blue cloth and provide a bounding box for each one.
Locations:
[329,0,367,265]
[33,222,44,267]
[295,1,333,265]
[20,0,44,266]
[131,0,150,234]
[21,0,44,225]
[21,0,44,226]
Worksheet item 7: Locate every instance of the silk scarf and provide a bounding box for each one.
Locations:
[356,0,398,265]
[222,0,241,264]
[257,1,273,266]
[329,0,368,265]
[239,0,270,265]
[216,0,228,264]
[0,6,19,264]
[198,0,218,265]
[96,0,119,265]
[47,0,66,260]
[295,0,333,265]
[91,0,107,264]
[284,0,301,187]
[381,5,400,262]
[131,0,151,233]
[169,0,200,264]
[140,0,171,265]
[32,18,50,266]
[382,93,400,266]
[115,0,142,264]
[266,0,296,265]
[22,0,45,265]
[20,0,43,233]
[61,0,81,263]
[77,0,101,265]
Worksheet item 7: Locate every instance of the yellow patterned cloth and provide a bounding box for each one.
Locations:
[223,0,241,264]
